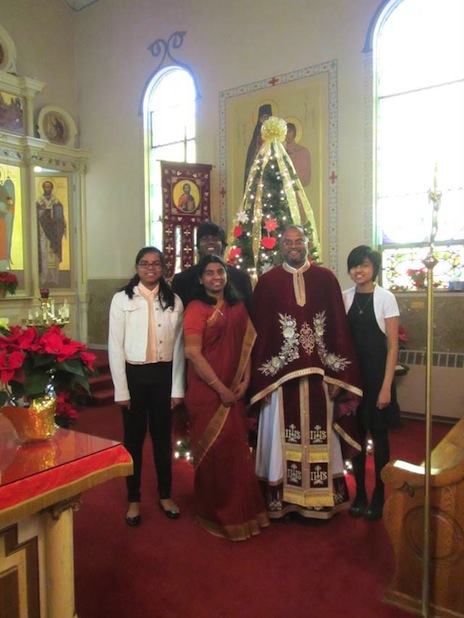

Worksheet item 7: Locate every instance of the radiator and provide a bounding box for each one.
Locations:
[396,350,464,419]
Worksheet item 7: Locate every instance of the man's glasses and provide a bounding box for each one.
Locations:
[282,239,306,247]
[138,261,163,269]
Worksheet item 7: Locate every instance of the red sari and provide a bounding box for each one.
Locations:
[184,300,269,541]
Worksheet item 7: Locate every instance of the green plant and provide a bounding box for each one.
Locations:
[0,272,18,295]
[0,320,97,425]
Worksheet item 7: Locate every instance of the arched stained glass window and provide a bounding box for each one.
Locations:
[143,67,196,248]
[375,0,464,290]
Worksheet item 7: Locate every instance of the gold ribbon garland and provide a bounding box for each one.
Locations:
[240,116,321,271]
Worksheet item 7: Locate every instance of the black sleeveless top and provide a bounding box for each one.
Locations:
[347,292,401,431]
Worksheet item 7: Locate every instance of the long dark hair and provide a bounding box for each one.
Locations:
[193,254,241,306]
[120,246,175,309]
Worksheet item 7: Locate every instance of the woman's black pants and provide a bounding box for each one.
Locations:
[122,362,173,503]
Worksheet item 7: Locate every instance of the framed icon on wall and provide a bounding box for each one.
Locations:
[37,106,77,147]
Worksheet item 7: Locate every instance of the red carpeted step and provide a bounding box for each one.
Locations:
[87,348,114,407]
[88,388,114,407]
[89,373,113,392]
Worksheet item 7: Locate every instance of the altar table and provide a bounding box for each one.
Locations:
[0,416,132,618]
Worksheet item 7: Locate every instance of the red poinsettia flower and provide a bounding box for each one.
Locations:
[55,391,79,421]
[38,329,82,362]
[0,325,24,348]
[398,326,408,343]
[0,271,18,294]
[264,218,278,233]
[407,268,427,289]
[80,351,97,371]
[233,224,243,238]
[17,327,40,352]
[0,349,26,383]
[0,322,97,426]
[261,237,276,250]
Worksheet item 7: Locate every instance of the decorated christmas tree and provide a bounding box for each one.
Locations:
[227,116,321,281]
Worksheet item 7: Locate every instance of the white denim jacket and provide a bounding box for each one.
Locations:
[108,286,185,401]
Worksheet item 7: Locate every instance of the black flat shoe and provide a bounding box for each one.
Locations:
[364,491,384,521]
[349,494,368,518]
[125,514,141,526]
[159,499,180,519]
[272,512,296,523]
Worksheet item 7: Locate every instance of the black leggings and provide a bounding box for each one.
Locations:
[123,362,173,503]
[351,428,390,496]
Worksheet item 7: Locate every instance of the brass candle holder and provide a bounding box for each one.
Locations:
[22,289,70,328]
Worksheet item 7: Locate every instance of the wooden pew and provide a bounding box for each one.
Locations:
[382,418,464,618]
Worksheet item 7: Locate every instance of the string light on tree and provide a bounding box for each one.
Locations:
[174,439,192,462]
[226,116,321,279]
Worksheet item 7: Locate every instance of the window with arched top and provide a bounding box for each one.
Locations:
[374,0,464,291]
[143,67,196,249]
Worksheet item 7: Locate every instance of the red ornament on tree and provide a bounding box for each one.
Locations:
[261,237,276,250]
[227,247,242,265]
[229,247,242,259]
[233,225,243,238]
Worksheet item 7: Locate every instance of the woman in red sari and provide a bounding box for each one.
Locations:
[184,255,269,541]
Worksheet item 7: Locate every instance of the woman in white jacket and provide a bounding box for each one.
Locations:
[342,245,400,521]
[109,247,184,526]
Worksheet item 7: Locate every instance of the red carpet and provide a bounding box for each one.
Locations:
[73,405,451,618]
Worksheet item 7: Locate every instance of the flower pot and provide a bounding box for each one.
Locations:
[1,396,57,443]
[0,288,6,298]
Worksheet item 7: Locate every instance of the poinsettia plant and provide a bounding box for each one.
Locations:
[398,325,408,349]
[407,268,427,289]
[0,320,97,426]
[0,272,18,295]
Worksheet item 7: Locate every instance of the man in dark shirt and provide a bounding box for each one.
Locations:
[171,221,252,310]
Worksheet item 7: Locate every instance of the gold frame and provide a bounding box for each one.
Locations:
[219,61,338,269]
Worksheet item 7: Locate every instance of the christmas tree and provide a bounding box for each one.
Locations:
[227,116,321,281]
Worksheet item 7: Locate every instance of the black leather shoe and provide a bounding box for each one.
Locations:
[272,512,295,523]
[125,514,141,526]
[159,500,180,520]
[348,494,368,518]
[364,492,384,520]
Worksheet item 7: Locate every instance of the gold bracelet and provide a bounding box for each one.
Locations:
[207,377,218,386]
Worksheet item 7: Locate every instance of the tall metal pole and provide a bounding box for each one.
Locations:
[421,169,441,618]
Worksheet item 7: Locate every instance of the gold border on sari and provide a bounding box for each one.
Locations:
[194,318,256,469]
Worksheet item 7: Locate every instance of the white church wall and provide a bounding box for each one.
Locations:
[71,0,379,281]
[0,0,78,125]
[0,0,382,343]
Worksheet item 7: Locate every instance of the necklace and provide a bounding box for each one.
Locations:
[354,292,373,314]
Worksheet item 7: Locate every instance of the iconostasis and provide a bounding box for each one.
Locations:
[0,24,89,340]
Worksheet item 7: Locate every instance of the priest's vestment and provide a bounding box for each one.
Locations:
[250,261,362,519]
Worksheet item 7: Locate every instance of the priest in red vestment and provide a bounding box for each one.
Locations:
[250,225,363,520]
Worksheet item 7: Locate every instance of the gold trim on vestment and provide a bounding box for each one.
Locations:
[333,421,362,453]
[250,367,362,406]
[266,498,349,520]
[280,376,334,508]
[282,261,310,307]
